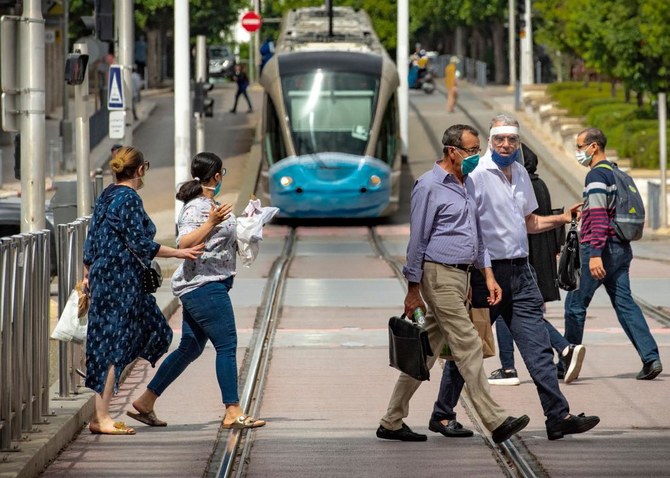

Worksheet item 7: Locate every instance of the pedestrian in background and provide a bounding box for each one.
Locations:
[377,124,529,444]
[128,152,266,430]
[230,64,253,114]
[131,66,142,121]
[134,35,147,80]
[444,56,459,113]
[83,146,203,435]
[438,114,600,441]
[488,144,585,387]
[564,127,663,380]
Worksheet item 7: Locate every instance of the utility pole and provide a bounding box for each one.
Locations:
[397,0,408,161]
[508,0,516,88]
[117,0,134,146]
[174,0,191,223]
[253,0,260,83]
[194,35,206,153]
[519,0,533,85]
[61,0,72,162]
[659,92,668,228]
[73,42,91,217]
[20,0,46,232]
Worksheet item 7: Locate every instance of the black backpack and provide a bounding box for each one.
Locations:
[558,216,581,291]
[594,162,645,242]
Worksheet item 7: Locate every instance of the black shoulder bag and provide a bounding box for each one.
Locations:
[126,245,163,293]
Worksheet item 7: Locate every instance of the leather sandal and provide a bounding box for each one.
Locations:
[222,415,266,429]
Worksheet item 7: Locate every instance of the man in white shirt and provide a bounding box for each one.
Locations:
[434,114,600,441]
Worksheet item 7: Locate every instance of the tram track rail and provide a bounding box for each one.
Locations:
[214,228,297,478]
[368,227,540,478]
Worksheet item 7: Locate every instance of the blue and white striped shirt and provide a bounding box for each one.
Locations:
[403,161,491,283]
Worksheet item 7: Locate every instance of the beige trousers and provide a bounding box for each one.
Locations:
[380,263,507,432]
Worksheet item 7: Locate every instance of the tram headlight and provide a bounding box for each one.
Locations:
[368,175,382,187]
[280,176,293,187]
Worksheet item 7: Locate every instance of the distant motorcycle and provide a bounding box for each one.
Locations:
[408,65,435,94]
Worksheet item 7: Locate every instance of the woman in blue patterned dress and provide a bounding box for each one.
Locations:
[127,152,266,430]
[83,146,204,435]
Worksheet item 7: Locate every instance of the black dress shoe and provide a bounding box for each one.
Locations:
[429,419,474,437]
[546,413,600,440]
[491,415,530,444]
[636,359,663,380]
[376,423,427,442]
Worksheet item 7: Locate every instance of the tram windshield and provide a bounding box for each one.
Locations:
[282,71,379,157]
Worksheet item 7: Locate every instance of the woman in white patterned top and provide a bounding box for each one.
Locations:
[127,152,266,430]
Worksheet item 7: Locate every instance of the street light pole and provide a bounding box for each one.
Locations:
[508,0,516,87]
[20,0,46,232]
[397,0,409,161]
[174,0,191,223]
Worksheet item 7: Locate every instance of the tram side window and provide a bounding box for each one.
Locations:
[264,96,287,165]
[375,94,398,164]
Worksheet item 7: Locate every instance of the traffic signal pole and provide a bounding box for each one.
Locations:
[195,35,206,153]
[73,42,92,217]
[508,0,516,88]
[20,0,46,232]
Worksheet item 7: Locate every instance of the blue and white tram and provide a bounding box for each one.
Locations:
[259,7,401,218]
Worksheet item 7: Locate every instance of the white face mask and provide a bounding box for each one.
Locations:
[575,149,592,167]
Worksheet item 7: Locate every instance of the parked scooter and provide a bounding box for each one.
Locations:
[408,65,435,94]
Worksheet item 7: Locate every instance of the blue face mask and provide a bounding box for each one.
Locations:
[491,148,519,168]
[203,180,222,197]
[461,153,480,175]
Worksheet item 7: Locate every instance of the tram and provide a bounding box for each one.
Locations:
[258,6,401,218]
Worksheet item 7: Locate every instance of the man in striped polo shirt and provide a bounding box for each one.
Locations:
[564,127,663,380]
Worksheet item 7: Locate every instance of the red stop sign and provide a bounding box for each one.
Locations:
[241,11,262,33]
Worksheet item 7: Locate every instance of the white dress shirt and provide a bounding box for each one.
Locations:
[468,150,538,260]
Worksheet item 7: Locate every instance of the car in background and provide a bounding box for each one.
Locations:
[0,197,57,278]
[208,45,236,79]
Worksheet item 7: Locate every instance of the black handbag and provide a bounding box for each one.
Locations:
[126,245,163,293]
[388,313,433,381]
[558,216,581,291]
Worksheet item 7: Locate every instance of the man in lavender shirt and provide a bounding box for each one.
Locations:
[377,124,530,444]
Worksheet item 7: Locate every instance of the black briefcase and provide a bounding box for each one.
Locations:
[388,314,433,381]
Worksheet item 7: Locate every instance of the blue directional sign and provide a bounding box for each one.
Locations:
[107,64,125,110]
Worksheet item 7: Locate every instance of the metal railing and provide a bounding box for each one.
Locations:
[56,218,90,399]
[0,230,51,451]
[431,54,488,88]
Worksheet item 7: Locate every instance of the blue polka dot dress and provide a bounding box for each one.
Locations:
[83,184,172,394]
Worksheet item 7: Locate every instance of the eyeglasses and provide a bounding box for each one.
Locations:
[576,142,593,150]
[143,161,150,170]
[221,168,227,177]
[452,145,481,155]
[491,135,520,146]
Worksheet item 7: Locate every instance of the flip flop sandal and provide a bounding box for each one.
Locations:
[126,409,168,427]
[90,421,136,435]
[222,415,266,430]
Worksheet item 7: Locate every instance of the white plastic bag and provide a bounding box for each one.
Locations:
[51,288,88,343]
[236,198,279,267]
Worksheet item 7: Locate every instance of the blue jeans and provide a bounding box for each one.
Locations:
[564,242,659,364]
[496,316,570,370]
[486,259,569,427]
[148,278,239,404]
[431,361,465,422]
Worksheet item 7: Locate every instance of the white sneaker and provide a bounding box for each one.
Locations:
[563,344,586,384]
[488,368,520,386]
